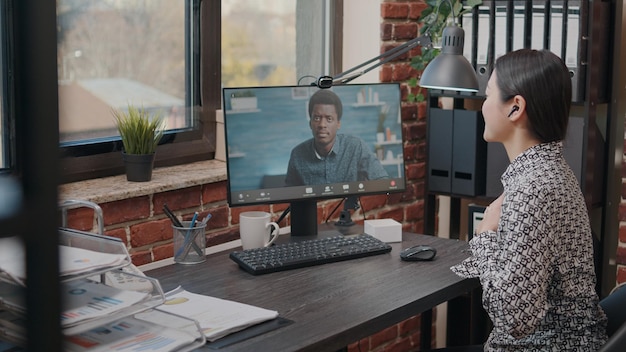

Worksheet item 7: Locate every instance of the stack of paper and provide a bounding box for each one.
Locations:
[64,315,199,352]
[0,236,128,286]
[61,280,151,330]
[152,286,279,342]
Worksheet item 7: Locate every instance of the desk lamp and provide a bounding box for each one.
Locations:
[316,23,478,93]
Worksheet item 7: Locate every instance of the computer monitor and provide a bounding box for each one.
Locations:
[222,83,405,237]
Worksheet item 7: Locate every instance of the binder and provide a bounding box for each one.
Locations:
[466,0,584,102]
[475,0,492,95]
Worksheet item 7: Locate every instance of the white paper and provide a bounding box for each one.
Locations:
[154,286,279,342]
[61,280,150,328]
[64,316,197,352]
[0,237,127,284]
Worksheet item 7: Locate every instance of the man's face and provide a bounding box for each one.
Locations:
[309,104,340,150]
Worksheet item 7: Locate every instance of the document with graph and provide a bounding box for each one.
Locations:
[153,286,279,342]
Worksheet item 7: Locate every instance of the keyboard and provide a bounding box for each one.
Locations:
[229,234,392,275]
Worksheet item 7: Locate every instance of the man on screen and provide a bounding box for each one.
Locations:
[284,89,389,186]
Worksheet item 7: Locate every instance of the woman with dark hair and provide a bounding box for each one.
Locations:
[451,49,607,350]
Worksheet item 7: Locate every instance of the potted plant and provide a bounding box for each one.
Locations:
[112,104,165,182]
[407,0,482,102]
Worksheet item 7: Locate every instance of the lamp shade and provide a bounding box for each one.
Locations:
[419,25,479,92]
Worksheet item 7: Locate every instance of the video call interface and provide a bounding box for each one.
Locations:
[223,83,406,206]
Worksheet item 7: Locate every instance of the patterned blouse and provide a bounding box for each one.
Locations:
[451,142,607,351]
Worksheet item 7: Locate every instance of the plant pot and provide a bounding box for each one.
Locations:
[122,152,155,182]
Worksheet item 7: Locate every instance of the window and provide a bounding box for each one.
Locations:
[58,0,213,183]
[221,0,340,87]
[57,0,190,145]
[52,1,341,183]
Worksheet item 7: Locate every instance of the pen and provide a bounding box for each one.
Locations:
[201,213,212,225]
[163,204,183,227]
[164,203,202,256]
[175,211,200,258]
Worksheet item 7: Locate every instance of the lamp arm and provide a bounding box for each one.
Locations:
[316,35,432,88]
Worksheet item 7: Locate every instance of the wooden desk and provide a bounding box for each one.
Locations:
[145,230,479,352]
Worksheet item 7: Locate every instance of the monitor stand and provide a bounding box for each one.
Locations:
[285,200,354,242]
[289,200,318,237]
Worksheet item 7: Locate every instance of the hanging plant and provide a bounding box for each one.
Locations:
[407,0,482,103]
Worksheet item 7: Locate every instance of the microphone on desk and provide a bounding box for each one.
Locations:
[335,196,359,227]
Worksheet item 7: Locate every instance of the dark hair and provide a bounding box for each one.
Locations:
[494,49,572,142]
[308,89,343,120]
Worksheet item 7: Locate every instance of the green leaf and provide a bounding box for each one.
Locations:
[112,104,165,155]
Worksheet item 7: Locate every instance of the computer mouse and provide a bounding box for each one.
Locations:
[400,245,437,261]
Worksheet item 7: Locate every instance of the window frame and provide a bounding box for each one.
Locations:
[58,1,343,184]
[58,0,219,183]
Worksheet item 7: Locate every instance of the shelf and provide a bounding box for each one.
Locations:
[0,223,204,351]
[351,102,385,107]
[224,108,260,114]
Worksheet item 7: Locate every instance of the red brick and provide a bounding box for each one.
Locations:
[405,200,424,222]
[153,186,202,214]
[153,243,175,262]
[380,65,393,82]
[206,228,239,247]
[65,207,96,231]
[417,101,427,119]
[361,194,388,212]
[413,218,425,234]
[400,183,418,203]
[378,207,405,223]
[348,337,370,352]
[406,162,424,180]
[130,218,173,248]
[385,336,415,352]
[381,3,410,19]
[619,225,626,244]
[370,325,398,348]
[381,44,411,62]
[409,1,428,19]
[619,204,626,222]
[401,104,418,121]
[104,227,128,246]
[414,181,425,199]
[203,205,229,230]
[381,22,393,41]
[398,314,421,336]
[617,246,626,265]
[617,265,626,285]
[130,250,152,266]
[387,192,405,205]
[202,181,228,204]
[415,142,427,160]
[393,23,418,40]
[404,120,426,140]
[101,196,150,225]
[392,62,419,81]
[403,144,418,162]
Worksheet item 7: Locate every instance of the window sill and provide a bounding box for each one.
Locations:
[59,159,227,203]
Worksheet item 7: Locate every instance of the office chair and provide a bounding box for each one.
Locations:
[598,283,626,352]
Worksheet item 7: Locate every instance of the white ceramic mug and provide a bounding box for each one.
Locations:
[239,211,280,250]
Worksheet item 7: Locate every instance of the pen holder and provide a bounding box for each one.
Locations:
[173,221,207,264]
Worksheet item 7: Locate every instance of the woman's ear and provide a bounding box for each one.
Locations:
[508,95,526,120]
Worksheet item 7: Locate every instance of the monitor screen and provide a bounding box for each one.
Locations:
[223,83,405,236]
